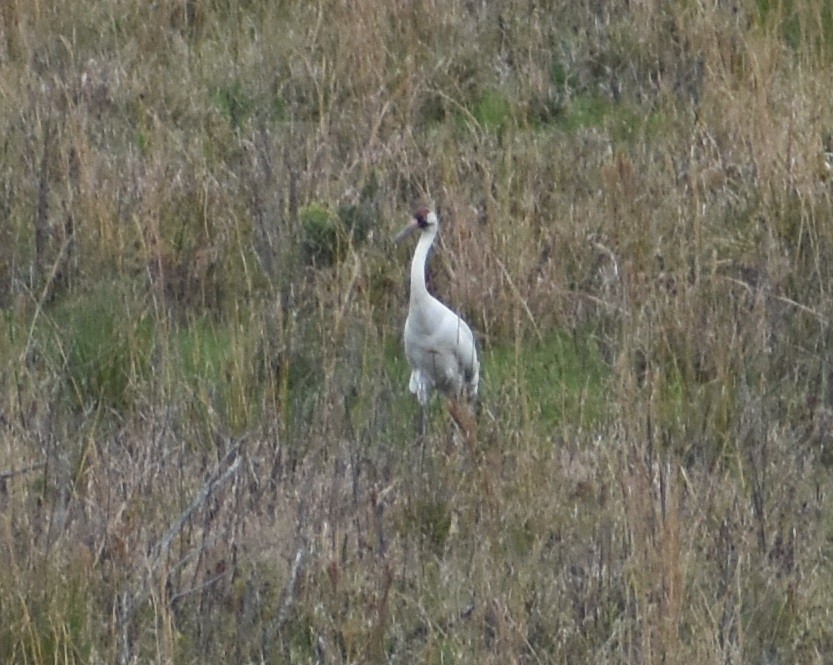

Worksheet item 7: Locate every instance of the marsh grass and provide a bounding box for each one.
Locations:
[2,0,833,662]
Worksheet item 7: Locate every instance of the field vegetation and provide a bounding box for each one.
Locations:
[2,0,833,662]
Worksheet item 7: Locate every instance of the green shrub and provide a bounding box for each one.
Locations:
[300,204,344,266]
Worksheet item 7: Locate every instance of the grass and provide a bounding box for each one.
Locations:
[2,0,833,662]
[485,330,610,430]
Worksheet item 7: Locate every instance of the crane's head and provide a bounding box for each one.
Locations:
[394,207,438,242]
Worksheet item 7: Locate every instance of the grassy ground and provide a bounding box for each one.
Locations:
[2,0,833,662]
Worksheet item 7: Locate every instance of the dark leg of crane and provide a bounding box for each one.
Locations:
[418,404,428,474]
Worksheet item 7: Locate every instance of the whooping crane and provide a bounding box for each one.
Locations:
[396,209,479,424]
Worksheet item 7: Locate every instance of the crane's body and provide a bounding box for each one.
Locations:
[398,209,479,407]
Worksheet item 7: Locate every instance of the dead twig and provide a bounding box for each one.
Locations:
[0,461,46,482]
[274,546,306,633]
[149,445,243,573]
[722,275,828,324]
[116,440,245,663]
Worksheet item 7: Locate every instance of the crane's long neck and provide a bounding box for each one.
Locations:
[409,229,436,307]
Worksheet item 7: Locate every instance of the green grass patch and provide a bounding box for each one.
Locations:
[0,558,96,663]
[169,316,259,435]
[472,89,513,131]
[757,0,833,59]
[46,285,154,410]
[550,92,653,141]
[175,316,232,389]
[484,330,610,430]
[558,93,611,132]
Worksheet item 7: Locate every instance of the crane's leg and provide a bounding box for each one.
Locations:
[418,404,428,471]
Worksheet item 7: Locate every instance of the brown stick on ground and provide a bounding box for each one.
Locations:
[446,398,477,454]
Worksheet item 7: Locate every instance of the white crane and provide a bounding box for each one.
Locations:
[396,208,479,442]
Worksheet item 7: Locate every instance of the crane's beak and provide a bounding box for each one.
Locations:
[394,217,418,243]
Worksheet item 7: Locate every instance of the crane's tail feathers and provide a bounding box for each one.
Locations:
[409,370,431,406]
[463,362,480,403]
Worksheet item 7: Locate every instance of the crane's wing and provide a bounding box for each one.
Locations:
[452,316,480,397]
[435,304,479,398]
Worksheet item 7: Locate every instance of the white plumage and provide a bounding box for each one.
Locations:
[397,209,479,406]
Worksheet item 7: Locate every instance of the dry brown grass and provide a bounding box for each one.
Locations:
[2,0,833,662]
